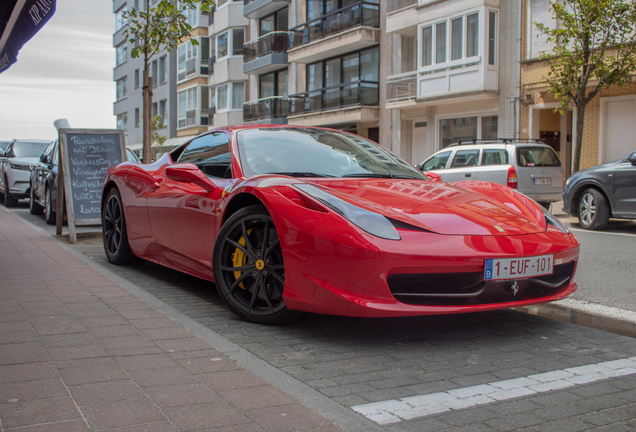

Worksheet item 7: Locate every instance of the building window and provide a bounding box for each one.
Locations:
[214,29,245,60]
[178,39,199,80]
[488,11,497,65]
[232,82,244,109]
[116,44,127,66]
[420,11,482,67]
[116,113,128,130]
[217,32,228,58]
[152,102,158,118]
[178,87,198,128]
[232,29,244,56]
[115,5,127,32]
[152,60,158,86]
[159,99,167,124]
[260,8,288,36]
[116,77,128,100]
[135,108,140,128]
[307,47,379,90]
[439,115,498,148]
[134,69,139,89]
[159,56,167,84]
[186,4,198,27]
[259,69,288,98]
[217,85,228,110]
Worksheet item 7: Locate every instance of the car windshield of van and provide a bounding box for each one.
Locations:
[13,141,51,158]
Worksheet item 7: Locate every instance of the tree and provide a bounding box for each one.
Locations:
[536,0,636,172]
[152,114,167,147]
[122,0,211,163]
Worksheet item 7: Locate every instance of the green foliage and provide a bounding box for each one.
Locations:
[152,114,167,146]
[122,0,212,64]
[535,0,636,170]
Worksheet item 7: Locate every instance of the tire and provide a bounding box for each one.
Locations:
[44,187,56,225]
[3,176,18,207]
[213,205,297,324]
[578,188,610,230]
[102,187,137,264]
[30,184,44,215]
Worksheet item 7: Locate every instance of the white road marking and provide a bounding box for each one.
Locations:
[352,357,636,424]
[570,227,636,238]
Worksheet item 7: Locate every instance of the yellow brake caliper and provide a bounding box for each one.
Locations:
[232,229,254,290]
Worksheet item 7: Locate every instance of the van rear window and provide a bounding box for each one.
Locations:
[516,146,561,167]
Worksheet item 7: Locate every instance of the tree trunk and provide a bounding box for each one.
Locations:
[573,103,586,173]
[142,70,153,163]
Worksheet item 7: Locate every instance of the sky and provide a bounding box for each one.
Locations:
[0,1,116,140]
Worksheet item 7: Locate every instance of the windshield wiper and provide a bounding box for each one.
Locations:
[342,173,423,179]
[269,172,335,178]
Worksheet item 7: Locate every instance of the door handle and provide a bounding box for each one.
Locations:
[464,173,472,178]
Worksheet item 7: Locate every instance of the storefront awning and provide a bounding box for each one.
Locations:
[0,0,56,74]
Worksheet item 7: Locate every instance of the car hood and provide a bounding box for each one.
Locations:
[10,157,39,165]
[305,179,546,236]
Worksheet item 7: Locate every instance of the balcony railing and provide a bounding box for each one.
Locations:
[387,0,416,13]
[386,71,417,102]
[290,81,378,115]
[289,1,379,49]
[244,96,292,122]
[243,32,289,63]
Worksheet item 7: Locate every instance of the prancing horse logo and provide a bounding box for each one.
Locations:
[510,281,519,296]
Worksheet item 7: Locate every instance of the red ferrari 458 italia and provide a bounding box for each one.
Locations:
[102,125,579,324]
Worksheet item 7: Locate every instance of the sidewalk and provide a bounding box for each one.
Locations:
[0,209,345,432]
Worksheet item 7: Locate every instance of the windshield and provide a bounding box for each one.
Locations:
[237,128,427,180]
[13,141,50,158]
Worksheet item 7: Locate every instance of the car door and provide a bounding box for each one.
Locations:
[442,149,481,182]
[0,141,11,193]
[33,141,55,202]
[613,151,636,216]
[419,150,453,173]
[146,132,234,277]
[474,148,510,184]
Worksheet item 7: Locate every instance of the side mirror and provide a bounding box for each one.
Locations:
[166,163,218,193]
[40,153,48,163]
[629,153,636,165]
[424,171,442,182]
[415,164,423,171]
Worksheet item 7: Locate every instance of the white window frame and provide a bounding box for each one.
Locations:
[116,76,128,101]
[214,28,244,61]
[116,44,127,66]
[178,85,199,128]
[215,82,245,112]
[177,38,200,81]
[116,113,128,131]
[435,109,499,151]
[115,5,127,32]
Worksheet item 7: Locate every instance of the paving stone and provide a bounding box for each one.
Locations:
[244,403,334,432]
[128,367,199,387]
[198,369,269,392]
[163,401,250,430]
[68,380,147,406]
[58,362,128,386]
[144,382,220,408]
[484,413,544,431]
[82,398,166,429]
[0,397,81,429]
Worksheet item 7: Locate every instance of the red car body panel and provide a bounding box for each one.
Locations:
[103,124,579,318]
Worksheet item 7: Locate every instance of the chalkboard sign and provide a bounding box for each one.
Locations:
[58,129,126,243]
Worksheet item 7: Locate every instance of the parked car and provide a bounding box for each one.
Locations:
[0,140,11,152]
[30,140,139,224]
[417,139,564,208]
[102,125,579,324]
[0,139,51,207]
[562,150,636,230]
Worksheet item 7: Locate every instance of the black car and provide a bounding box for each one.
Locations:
[29,140,59,224]
[30,142,140,224]
[562,150,636,230]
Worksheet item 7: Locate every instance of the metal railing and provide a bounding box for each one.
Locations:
[387,0,416,13]
[243,96,292,122]
[289,1,379,49]
[243,32,289,63]
[386,71,417,102]
[290,81,378,115]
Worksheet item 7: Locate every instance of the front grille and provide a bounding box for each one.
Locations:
[388,261,575,306]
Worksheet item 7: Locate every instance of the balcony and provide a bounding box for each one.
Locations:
[244,0,290,20]
[243,32,289,74]
[178,58,209,82]
[210,56,248,85]
[386,71,417,103]
[288,1,380,64]
[243,96,291,123]
[387,0,417,13]
[386,0,418,36]
[178,108,209,129]
[418,55,497,99]
[290,81,378,115]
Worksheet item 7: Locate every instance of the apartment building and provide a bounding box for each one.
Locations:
[112,0,177,155]
[520,0,636,175]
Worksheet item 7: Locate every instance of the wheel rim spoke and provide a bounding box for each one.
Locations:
[249,272,264,311]
[268,270,285,285]
[226,238,257,260]
[228,271,252,295]
[221,263,255,272]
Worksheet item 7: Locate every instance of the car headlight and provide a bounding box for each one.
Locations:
[294,183,401,240]
[543,207,569,234]
[9,162,32,171]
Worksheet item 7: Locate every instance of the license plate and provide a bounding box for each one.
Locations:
[533,178,552,185]
[484,255,553,280]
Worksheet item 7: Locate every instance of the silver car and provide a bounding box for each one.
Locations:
[417,139,564,208]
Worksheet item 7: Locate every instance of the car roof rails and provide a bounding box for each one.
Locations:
[448,138,545,147]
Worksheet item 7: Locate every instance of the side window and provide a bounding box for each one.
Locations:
[481,149,508,166]
[422,151,452,170]
[450,149,480,168]
[177,133,233,178]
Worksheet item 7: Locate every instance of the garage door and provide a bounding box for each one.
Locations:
[604,98,635,163]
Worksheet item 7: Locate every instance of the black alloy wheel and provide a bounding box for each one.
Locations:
[102,187,136,264]
[30,184,44,215]
[44,187,56,225]
[213,205,297,324]
[578,188,609,230]
[4,176,18,207]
